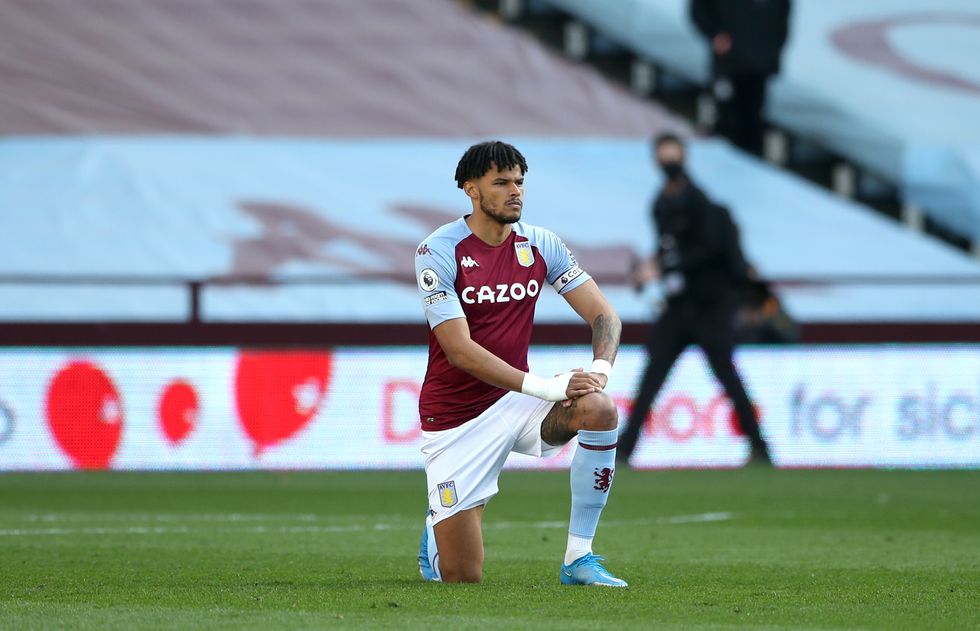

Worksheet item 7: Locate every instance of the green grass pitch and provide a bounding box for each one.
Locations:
[1,468,978,630]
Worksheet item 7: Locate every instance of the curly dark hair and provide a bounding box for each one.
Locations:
[454,141,528,189]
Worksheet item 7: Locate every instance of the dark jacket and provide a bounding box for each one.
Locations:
[691,0,790,77]
[654,178,750,308]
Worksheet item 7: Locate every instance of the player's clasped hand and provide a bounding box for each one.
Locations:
[560,368,607,407]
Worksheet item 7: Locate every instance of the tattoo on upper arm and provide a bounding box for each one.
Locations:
[592,313,621,364]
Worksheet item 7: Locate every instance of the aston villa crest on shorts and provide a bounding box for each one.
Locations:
[514,241,534,267]
[437,480,458,508]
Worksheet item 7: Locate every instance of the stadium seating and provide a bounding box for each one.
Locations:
[1,137,978,323]
[0,0,977,326]
[538,0,980,242]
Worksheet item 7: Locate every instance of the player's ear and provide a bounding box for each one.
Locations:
[463,181,479,200]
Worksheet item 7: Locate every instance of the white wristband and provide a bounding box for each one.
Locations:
[521,372,573,402]
[590,359,613,379]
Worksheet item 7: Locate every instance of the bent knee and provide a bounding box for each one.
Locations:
[575,391,618,431]
[441,564,483,584]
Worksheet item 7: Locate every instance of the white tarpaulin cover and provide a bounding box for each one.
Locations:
[0,0,977,324]
[2,138,978,323]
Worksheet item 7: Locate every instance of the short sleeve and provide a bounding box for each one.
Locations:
[415,240,465,328]
[537,229,591,295]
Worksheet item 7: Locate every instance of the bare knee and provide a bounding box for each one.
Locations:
[432,507,485,584]
[575,391,618,432]
[439,546,484,583]
[440,561,483,584]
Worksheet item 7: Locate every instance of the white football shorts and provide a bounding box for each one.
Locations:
[421,390,561,525]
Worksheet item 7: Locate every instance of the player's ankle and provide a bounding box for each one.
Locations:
[564,534,593,565]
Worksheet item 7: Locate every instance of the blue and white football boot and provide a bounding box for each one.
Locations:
[560,553,627,587]
[418,510,441,582]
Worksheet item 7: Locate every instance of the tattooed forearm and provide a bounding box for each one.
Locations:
[591,312,621,364]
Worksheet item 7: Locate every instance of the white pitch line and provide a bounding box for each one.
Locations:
[485,520,568,530]
[656,512,734,525]
[0,523,409,537]
[0,513,734,538]
[488,513,734,530]
[24,512,323,523]
[0,525,370,537]
[0,526,192,537]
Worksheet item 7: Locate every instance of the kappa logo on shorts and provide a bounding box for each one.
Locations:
[437,480,458,508]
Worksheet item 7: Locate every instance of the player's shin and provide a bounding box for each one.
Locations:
[564,428,618,565]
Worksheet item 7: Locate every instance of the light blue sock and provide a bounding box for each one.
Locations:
[423,511,441,580]
[565,428,618,564]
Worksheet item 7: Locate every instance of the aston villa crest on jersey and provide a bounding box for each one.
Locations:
[514,241,534,267]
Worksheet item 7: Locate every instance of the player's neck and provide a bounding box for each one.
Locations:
[465,212,513,247]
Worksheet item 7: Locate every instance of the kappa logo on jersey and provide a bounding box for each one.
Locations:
[417,244,431,256]
[593,467,614,492]
[438,480,458,507]
[460,256,479,268]
[461,280,540,305]
[418,268,440,292]
[514,241,534,267]
[423,291,448,306]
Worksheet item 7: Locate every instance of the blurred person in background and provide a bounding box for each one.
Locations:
[735,274,799,344]
[619,133,773,466]
[691,0,791,155]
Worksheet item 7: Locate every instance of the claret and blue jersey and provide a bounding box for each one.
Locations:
[415,216,590,431]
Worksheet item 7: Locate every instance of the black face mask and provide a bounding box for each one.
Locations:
[660,161,685,181]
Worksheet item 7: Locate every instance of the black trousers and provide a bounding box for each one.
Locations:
[714,73,767,155]
[618,300,768,459]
